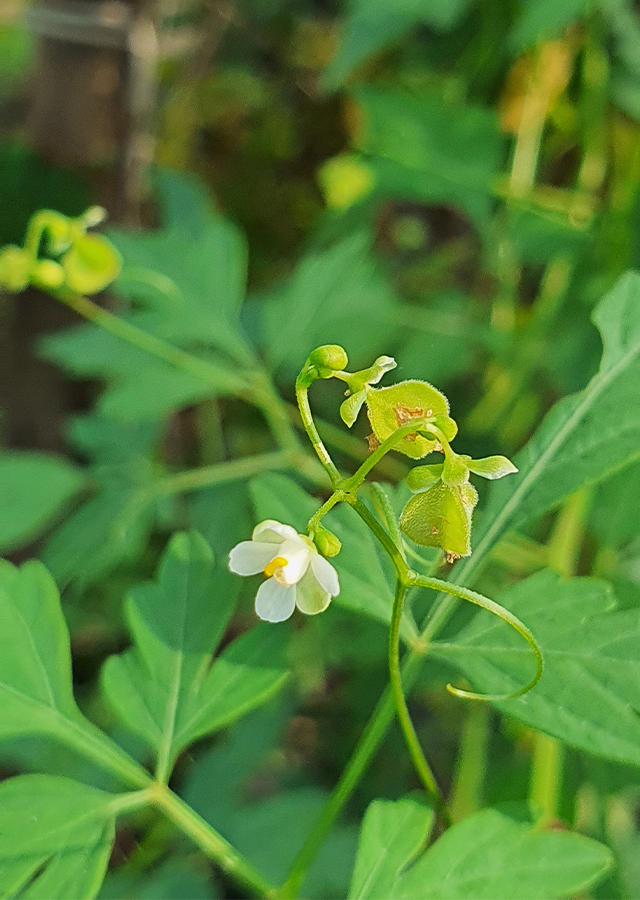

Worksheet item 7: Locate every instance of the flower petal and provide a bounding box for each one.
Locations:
[255,578,296,623]
[228,541,279,576]
[296,568,332,615]
[252,519,298,544]
[310,553,340,596]
[276,538,312,585]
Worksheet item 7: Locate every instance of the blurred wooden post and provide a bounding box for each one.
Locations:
[26,0,158,224]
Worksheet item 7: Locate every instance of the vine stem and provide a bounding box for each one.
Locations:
[151,782,278,899]
[388,578,451,823]
[295,378,342,487]
[51,289,310,469]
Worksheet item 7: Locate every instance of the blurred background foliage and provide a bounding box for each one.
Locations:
[3,0,640,896]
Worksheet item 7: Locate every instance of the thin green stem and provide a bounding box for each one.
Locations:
[295,379,342,487]
[347,494,410,577]
[411,573,543,702]
[152,782,277,899]
[388,578,450,821]
[54,289,250,395]
[369,482,407,563]
[342,418,436,491]
[449,704,491,823]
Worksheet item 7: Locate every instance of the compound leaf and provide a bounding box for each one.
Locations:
[0,774,117,900]
[463,272,640,577]
[349,797,434,900]
[432,570,640,767]
[101,531,290,772]
[392,805,612,899]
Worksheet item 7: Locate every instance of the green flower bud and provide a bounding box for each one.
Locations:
[313,525,342,558]
[308,344,349,378]
[32,259,65,290]
[61,233,122,294]
[406,463,443,493]
[0,246,30,292]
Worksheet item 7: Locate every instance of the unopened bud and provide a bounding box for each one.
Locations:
[0,246,30,292]
[313,525,342,558]
[308,344,349,378]
[32,259,65,290]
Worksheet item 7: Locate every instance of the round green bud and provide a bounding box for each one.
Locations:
[0,246,30,292]
[32,259,65,290]
[313,525,342,558]
[308,344,349,378]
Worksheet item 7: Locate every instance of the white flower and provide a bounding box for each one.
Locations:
[228,520,340,623]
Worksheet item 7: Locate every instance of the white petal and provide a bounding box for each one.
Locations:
[228,541,279,576]
[310,553,340,596]
[296,568,332,615]
[276,539,312,585]
[252,519,298,544]
[255,578,296,622]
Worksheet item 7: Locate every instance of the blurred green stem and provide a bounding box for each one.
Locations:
[530,488,589,824]
[151,783,278,898]
[449,704,491,823]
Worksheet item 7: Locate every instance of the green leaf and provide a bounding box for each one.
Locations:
[0,557,144,783]
[468,272,640,571]
[431,569,640,768]
[0,557,91,739]
[41,474,155,587]
[349,798,434,900]
[591,458,640,549]
[38,170,251,422]
[101,531,289,771]
[391,805,612,899]
[0,451,86,552]
[323,0,472,89]
[250,473,419,642]
[349,87,506,231]
[0,774,117,899]
[510,0,589,50]
[263,232,400,378]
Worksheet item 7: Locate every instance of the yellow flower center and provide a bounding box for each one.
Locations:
[264,556,288,578]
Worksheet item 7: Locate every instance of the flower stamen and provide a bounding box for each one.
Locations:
[264,556,288,578]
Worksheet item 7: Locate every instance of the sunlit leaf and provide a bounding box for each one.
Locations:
[101,531,290,770]
[432,569,640,768]
[0,775,117,900]
[463,272,640,577]
[263,232,400,378]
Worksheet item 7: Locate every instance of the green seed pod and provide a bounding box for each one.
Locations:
[399,480,478,558]
[366,380,450,459]
[308,345,349,378]
[313,525,342,558]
